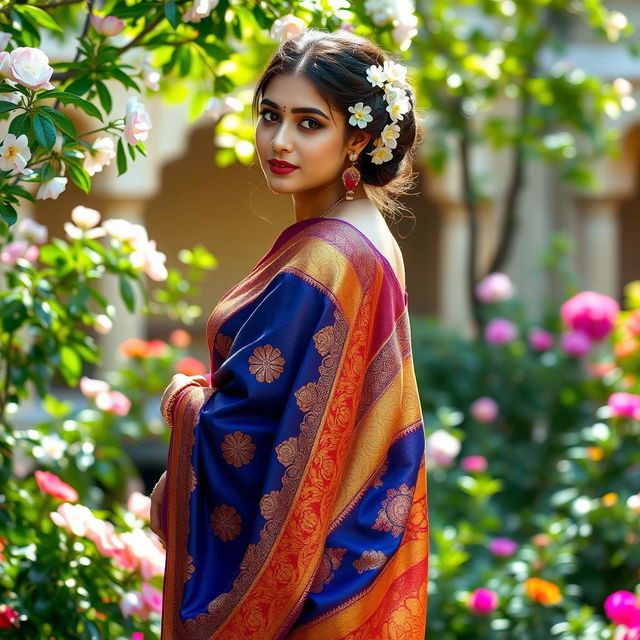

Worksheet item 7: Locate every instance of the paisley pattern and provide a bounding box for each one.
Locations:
[160,217,428,640]
[248,344,285,382]
[352,549,387,574]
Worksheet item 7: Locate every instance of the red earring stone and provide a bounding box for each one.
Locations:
[342,151,360,200]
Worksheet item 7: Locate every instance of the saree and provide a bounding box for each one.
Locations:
[160,216,429,640]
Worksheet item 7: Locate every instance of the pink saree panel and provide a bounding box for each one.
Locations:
[160,217,429,640]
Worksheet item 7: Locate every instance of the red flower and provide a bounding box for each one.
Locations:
[146,340,168,357]
[0,604,19,628]
[34,470,79,502]
[177,357,206,376]
[119,338,149,358]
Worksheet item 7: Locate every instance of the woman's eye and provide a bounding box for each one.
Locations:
[259,109,276,122]
[300,118,321,130]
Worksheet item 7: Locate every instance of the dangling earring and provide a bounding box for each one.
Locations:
[341,149,361,201]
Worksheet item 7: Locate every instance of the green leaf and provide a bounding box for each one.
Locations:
[0,100,19,114]
[8,112,29,138]
[164,0,179,29]
[32,112,57,151]
[39,107,78,140]
[66,162,91,193]
[116,137,127,175]
[59,344,82,385]
[2,298,27,332]
[13,4,62,32]
[39,91,102,119]
[0,202,17,228]
[119,275,136,312]
[95,80,112,115]
[39,162,56,183]
[64,76,93,97]
[109,67,140,91]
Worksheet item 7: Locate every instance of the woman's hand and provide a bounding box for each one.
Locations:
[150,469,167,547]
[160,373,208,422]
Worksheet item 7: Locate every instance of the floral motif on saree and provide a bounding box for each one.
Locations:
[160,217,429,640]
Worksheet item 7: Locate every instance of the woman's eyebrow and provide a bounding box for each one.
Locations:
[260,98,329,120]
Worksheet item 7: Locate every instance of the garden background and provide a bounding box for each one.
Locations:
[0,0,639,638]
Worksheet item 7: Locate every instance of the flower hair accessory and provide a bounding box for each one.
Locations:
[347,60,411,165]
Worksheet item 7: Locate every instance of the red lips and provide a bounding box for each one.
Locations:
[269,159,297,168]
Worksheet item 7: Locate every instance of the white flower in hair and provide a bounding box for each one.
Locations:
[386,93,411,121]
[366,64,387,88]
[348,102,373,128]
[383,83,405,103]
[368,137,393,164]
[381,122,401,149]
[383,60,407,86]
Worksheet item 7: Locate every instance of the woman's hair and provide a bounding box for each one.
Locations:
[252,28,423,223]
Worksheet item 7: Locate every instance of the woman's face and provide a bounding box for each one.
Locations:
[254,72,360,195]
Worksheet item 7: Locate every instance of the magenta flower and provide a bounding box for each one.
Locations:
[470,397,498,424]
[488,537,518,556]
[608,392,640,420]
[604,591,640,627]
[467,587,499,615]
[528,327,554,352]
[475,272,514,304]
[461,455,487,473]
[560,291,619,341]
[561,330,592,357]
[484,318,518,345]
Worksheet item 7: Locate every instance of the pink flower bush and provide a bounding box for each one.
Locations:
[425,429,461,467]
[0,240,38,264]
[470,397,498,424]
[461,455,487,473]
[529,327,554,352]
[604,591,640,628]
[467,587,498,615]
[561,291,620,341]
[484,318,518,345]
[561,330,592,357]
[475,272,514,304]
[95,390,132,416]
[35,470,79,502]
[488,537,518,556]
[608,392,640,420]
[119,582,162,620]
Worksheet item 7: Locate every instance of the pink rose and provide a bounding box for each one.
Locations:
[0,240,38,264]
[608,392,640,420]
[461,455,487,473]
[127,491,151,521]
[605,591,640,627]
[95,390,131,416]
[90,14,125,36]
[470,397,498,424]
[488,537,518,556]
[476,272,514,304]
[49,503,95,537]
[528,328,554,352]
[140,582,162,615]
[467,587,498,615]
[0,47,54,90]
[484,318,518,345]
[560,291,619,341]
[561,330,592,357]
[124,96,152,146]
[425,429,461,468]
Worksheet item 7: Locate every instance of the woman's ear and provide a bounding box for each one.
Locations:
[349,130,372,154]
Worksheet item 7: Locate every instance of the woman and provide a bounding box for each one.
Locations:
[151,28,429,639]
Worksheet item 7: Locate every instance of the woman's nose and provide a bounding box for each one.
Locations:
[271,123,293,152]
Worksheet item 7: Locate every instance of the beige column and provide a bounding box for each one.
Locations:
[437,200,474,339]
[577,197,620,297]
